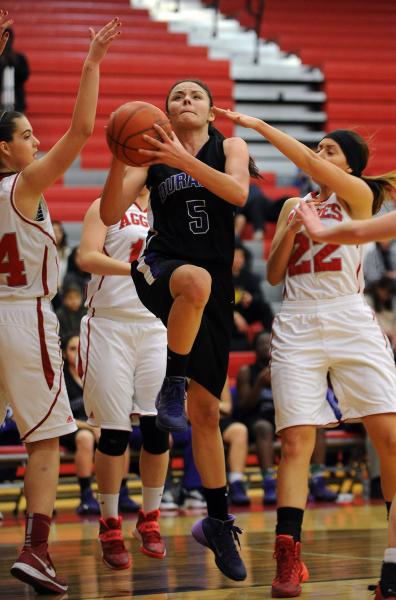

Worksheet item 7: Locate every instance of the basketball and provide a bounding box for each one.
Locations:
[106,101,172,166]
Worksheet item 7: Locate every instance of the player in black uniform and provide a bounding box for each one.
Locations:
[100,79,259,583]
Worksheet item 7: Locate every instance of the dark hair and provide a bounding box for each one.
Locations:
[368,275,394,313]
[4,28,14,49]
[165,79,260,179]
[52,220,68,249]
[61,331,80,352]
[324,129,396,215]
[0,110,23,142]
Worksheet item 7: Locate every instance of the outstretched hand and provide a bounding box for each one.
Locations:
[0,10,13,56]
[87,17,121,64]
[296,201,325,240]
[213,106,261,130]
[139,123,190,169]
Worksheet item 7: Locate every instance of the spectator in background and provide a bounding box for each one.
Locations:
[56,283,87,340]
[64,246,90,294]
[60,334,101,516]
[364,240,396,291]
[60,334,139,516]
[293,167,316,198]
[236,331,277,505]
[219,377,250,506]
[0,28,29,112]
[0,407,22,493]
[235,183,287,241]
[236,331,338,505]
[161,379,251,510]
[52,221,72,289]
[231,240,273,350]
[365,276,396,349]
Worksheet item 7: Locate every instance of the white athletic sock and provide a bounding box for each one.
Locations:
[228,472,244,484]
[384,548,396,563]
[98,493,119,520]
[142,486,164,513]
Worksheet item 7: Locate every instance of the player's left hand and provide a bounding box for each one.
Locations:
[213,106,261,130]
[296,201,326,241]
[0,10,13,56]
[139,124,190,168]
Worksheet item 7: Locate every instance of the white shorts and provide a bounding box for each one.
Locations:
[79,312,167,430]
[0,299,76,443]
[271,294,396,433]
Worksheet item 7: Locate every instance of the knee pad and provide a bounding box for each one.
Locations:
[98,428,130,456]
[140,416,169,454]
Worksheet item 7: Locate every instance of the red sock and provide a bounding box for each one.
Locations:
[24,512,51,549]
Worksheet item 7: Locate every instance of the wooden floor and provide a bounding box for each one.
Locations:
[0,500,387,599]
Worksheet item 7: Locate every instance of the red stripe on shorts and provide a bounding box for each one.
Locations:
[37,298,55,389]
[20,367,63,441]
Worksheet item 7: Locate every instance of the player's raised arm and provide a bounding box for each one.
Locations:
[213,106,373,216]
[298,200,396,244]
[100,158,148,226]
[16,18,121,210]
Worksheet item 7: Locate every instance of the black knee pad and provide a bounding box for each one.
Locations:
[140,416,169,454]
[98,428,130,456]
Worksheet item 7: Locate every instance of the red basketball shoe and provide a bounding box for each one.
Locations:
[99,516,131,570]
[133,509,166,559]
[10,544,68,594]
[271,535,309,598]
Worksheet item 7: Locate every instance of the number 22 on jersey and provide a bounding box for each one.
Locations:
[288,232,341,276]
[0,232,27,286]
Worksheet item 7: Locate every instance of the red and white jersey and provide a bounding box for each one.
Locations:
[284,192,365,301]
[0,173,58,301]
[86,202,155,320]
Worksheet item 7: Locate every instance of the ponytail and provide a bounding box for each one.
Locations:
[362,172,396,215]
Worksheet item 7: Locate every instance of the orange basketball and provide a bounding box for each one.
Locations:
[106,101,172,166]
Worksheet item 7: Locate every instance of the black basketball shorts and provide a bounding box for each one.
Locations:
[131,252,234,399]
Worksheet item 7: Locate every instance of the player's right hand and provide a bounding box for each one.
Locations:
[296,201,326,241]
[87,17,121,64]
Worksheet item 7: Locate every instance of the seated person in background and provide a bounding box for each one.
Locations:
[231,241,273,351]
[0,407,22,489]
[60,333,100,515]
[365,276,396,350]
[235,183,269,241]
[219,377,250,507]
[161,379,251,510]
[60,334,139,515]
[52,220,72,291]
[364,240,396,291]
[236,331,337,505]
[159,429,207,512]
[235,183,288,241]
[64,246,91,294]
[56,284,87,341]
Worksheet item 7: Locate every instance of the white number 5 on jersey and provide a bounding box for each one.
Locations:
[186,200,209,235]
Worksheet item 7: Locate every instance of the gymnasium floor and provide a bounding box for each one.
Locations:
[0,494,387,599]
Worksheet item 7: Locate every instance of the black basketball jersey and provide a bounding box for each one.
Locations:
[145,133,235,267]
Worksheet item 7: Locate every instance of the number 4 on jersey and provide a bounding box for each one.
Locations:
[0,232,27,286]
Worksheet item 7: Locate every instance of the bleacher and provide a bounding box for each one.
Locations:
[215,0,396,175]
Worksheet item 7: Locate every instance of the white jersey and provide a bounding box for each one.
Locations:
[86,202,156,320]
[0,172,58,300]
[284,192,365,301]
